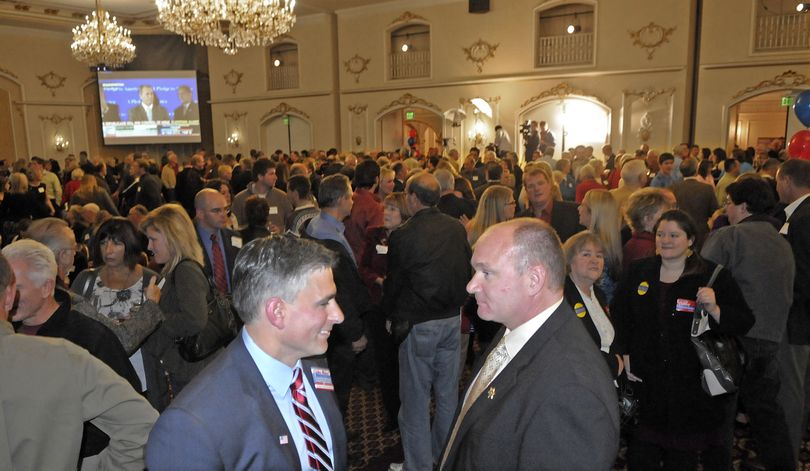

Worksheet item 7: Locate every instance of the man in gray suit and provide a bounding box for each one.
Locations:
[146,235,347,470]
[440,218,619,471]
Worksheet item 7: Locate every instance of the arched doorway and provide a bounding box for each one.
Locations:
[0,74,28,159]
[377,107,442,154]
[726,90,792,154]
[518,96,610,161]
[260,114,312,155]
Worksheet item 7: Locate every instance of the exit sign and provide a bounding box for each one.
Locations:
[283,116,290,125]
[405,111,414,120]
[782,96,794,107]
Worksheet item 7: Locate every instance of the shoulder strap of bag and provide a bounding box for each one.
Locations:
[82,269,98,299]
[172,258,217,297]
[690,264,724,336]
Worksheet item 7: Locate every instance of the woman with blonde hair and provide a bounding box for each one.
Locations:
[467,185,516,246]
[578,189,623,302]
[139,203,211,410]
[70,174,119,215]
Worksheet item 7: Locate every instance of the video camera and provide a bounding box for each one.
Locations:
[519,120,532,138]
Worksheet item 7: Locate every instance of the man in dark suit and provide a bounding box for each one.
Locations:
[130,158,164,211]
[194,188,241,294]
[775,159,810,464]
[100,96,121,122]
[517,165,583,242]
[176,153,206,217]
[435,169,476,220]
[127,85,169,122]
[473,161,503,201]
[172,85,199,121]
[439,218,619,470]
[146,236,348,470]
[670,157,718,248]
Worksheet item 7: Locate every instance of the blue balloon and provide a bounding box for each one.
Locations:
[795,90,810,127]
[407,137,415,147]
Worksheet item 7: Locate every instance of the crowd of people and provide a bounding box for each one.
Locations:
[0,135,808,471]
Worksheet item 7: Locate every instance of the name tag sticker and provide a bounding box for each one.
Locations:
[311,367,334,391]
[637,281,649,296]
[279,435,288,445]
[376,244,388,255]
[780,222,789,235]
[231,236,243,248]
[268,206,279,215]
[472,175,479,181]
[676,298,697,313]
[38,187,45,193]
[574,302,587,318]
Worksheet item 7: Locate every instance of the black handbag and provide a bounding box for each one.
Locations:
[690,264,745,397]
[173,260,239,362]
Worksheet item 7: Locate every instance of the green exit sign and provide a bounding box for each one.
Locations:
[782,96,794,107]
[283,116,290,125]
[405,111,414,120]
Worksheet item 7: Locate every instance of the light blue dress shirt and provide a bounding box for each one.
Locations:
[306,212,357,266]
[241,328,335,470]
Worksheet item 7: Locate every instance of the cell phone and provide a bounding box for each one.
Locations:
[158,277,166,289]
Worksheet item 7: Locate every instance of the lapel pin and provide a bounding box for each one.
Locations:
[487,387,496,399]
[279,435,288,445]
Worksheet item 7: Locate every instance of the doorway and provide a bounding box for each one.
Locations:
[727,90,789,152]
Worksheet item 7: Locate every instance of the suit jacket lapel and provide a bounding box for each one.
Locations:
[232,338,302,471]
[452,305,571,450]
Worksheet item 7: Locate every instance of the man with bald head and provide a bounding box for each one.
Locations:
[195,188,242,295]
[439,218,619,470]
[384,171,472,471]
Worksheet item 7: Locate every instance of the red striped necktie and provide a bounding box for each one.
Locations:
[210,233,228,294]
[290,367,334,471]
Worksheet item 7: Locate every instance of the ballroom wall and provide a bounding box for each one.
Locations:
[0,0,807,163]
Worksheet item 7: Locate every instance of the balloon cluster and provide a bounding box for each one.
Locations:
[789,90,810,161]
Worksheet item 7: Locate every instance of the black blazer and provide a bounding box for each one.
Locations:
[102,103,121,122]
[128,104,170,122]
[517,200,584,242]
[611,255,754,432]
[784,197,810,345]
[302,235,366,345]
[563,276,620,376]
[441,302,619,470]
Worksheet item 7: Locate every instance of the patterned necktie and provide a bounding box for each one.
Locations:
[209,233,228,294]
[290,367,334,471]
[440,337,509,469]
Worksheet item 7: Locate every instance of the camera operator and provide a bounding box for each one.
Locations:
[523,121,540,161]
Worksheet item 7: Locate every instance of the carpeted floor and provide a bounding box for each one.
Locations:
[345,383,810,471]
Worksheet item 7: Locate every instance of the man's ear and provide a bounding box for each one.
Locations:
[264,297,286,330]
[526,264,547,296]
[2,282,15,318]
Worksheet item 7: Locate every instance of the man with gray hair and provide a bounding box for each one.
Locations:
[435,169,476,220]
[0,252,158,470]
[147,235,348,470]
[609,158,647,211]
[439,218,619,470]
[2,239,141,464]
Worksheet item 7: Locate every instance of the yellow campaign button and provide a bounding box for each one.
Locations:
[637,281,649,296]
[574,302,587,318]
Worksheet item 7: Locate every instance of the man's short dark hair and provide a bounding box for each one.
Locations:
[658,153,675,165]
[723,159,738,173]
[679,157,697,177]
[485,161,503,181]
[353,159,380,189]
[407,172,440,207]
[761,158,781,173]
[177,85,191,94]
[232,235,336,324]
[726,177,775,215]
[495,125,503,131]
[244,195,270,228]
[779,159,810,189]
[318,174,351,208]
[252,158,277,181]
[287,175,311,198]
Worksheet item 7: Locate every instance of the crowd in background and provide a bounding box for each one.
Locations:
[0,130,808,471]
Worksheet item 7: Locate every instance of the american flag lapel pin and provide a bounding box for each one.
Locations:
[487,387,496,399]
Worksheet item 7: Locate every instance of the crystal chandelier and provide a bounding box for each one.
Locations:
[70,0,136,69]
[155,0,296,55]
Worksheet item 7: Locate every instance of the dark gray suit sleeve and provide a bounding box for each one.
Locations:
[146,408,221,470]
